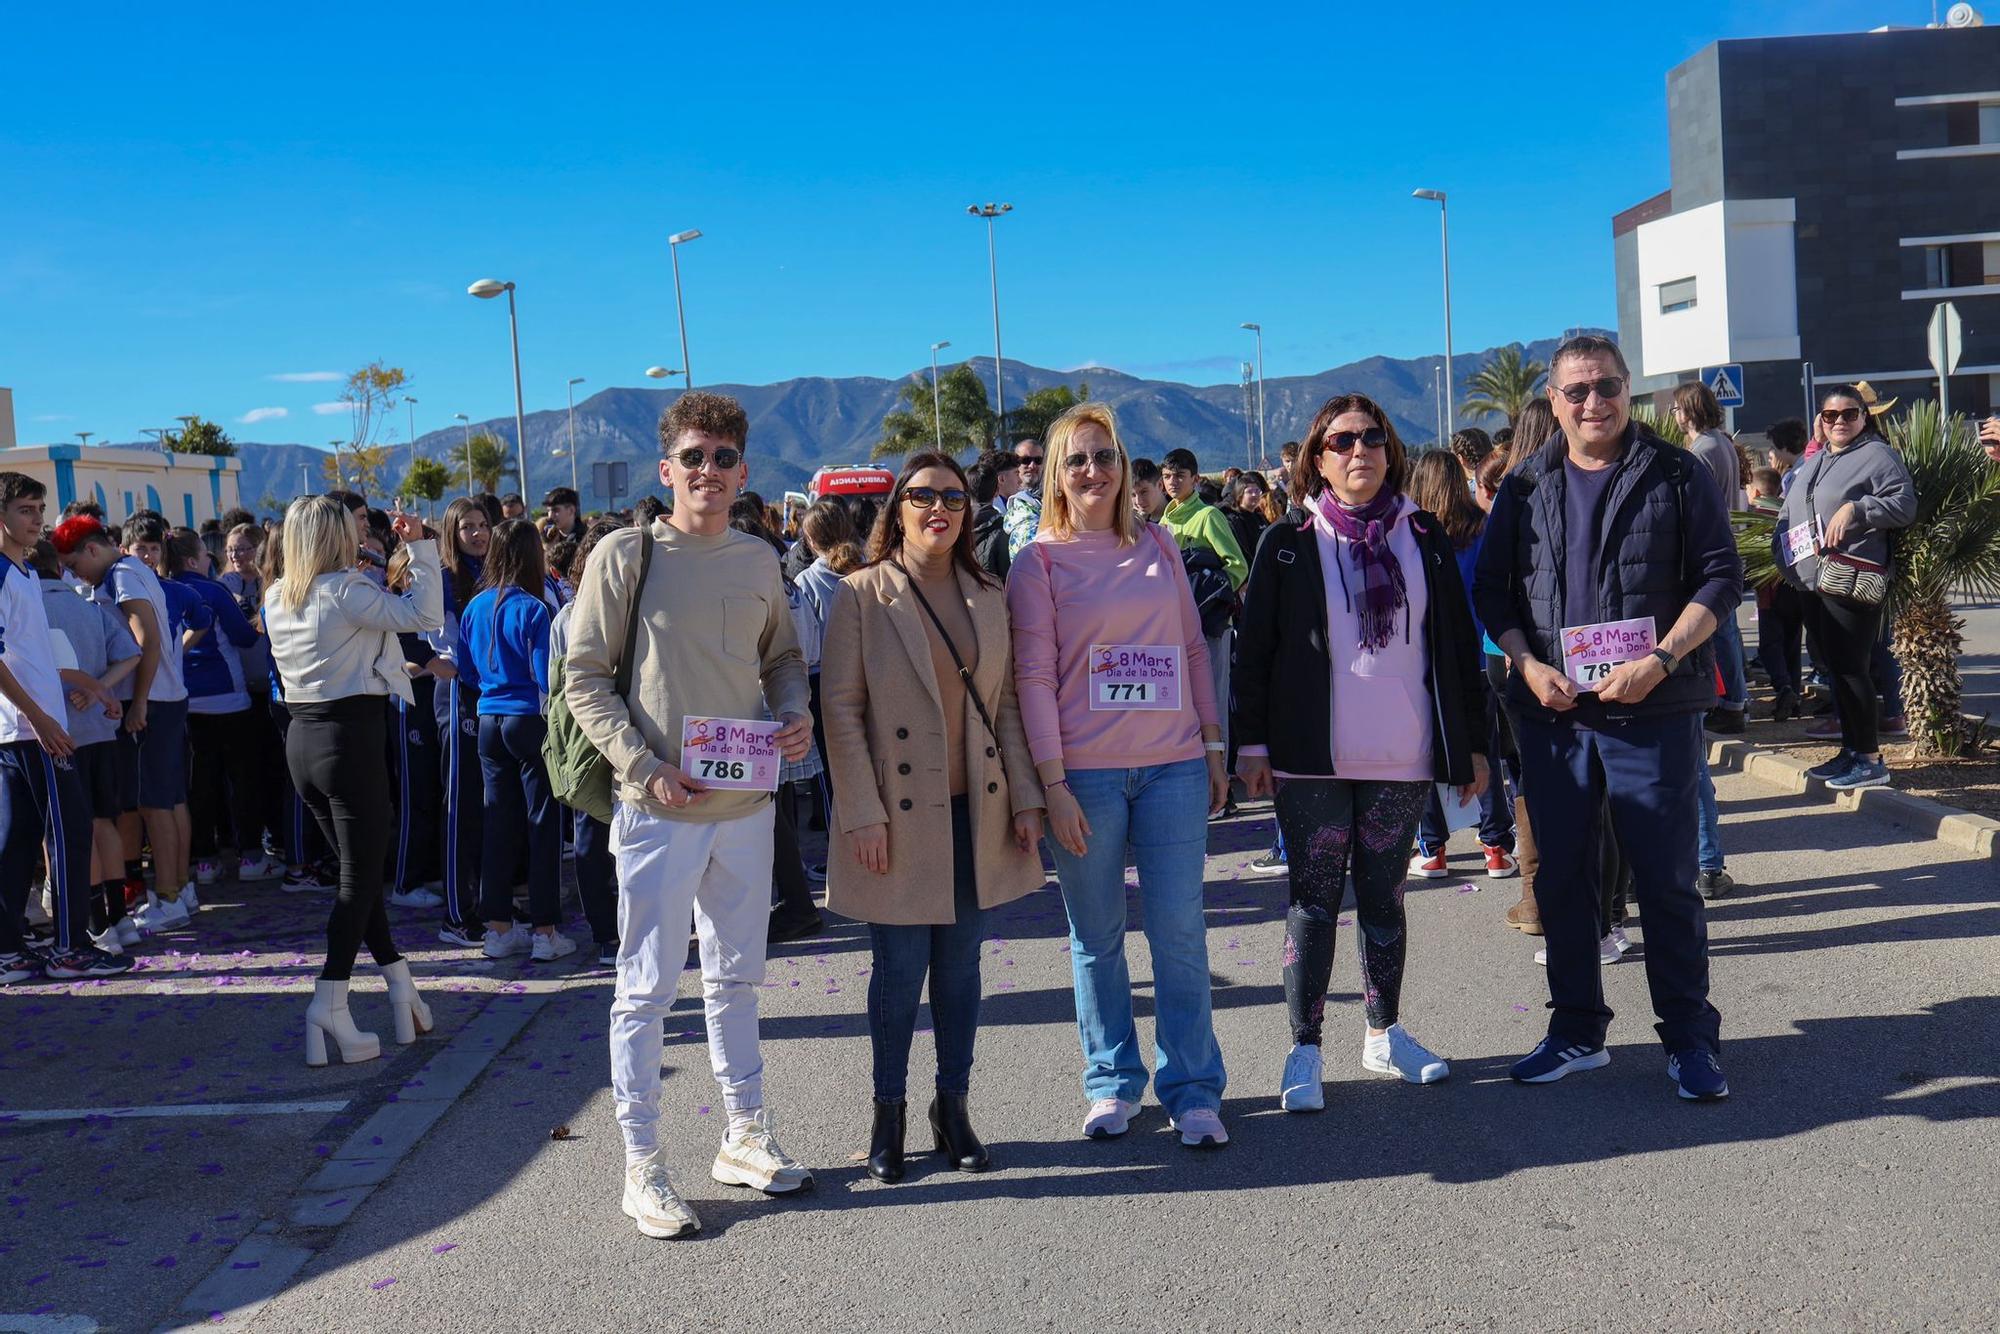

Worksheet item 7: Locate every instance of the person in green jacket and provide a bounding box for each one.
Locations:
[1161,448,1246,809]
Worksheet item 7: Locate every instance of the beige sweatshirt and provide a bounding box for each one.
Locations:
[565,519,810,823]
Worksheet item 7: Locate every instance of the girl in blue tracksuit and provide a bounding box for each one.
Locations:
[457,518,572,962]
[430,497,489,946]
[171,532,266,887]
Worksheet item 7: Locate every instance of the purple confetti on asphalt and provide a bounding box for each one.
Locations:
[1512,1004,1530,1012]
[155,1255,178,1268]
[371,1277,397,1291]
[231,1260,260,1270]
[431,1243,457,1254]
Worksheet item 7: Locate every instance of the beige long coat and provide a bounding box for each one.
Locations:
[820,561,1044,925]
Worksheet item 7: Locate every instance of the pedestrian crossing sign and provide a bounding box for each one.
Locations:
[1704,364,1745,408]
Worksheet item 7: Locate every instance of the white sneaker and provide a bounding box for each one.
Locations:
[1534,934,1624,967]
[1168,1106,1229,1148]
[179,883,200,913]
[237,855,274,881]
[194,861,219,886]
[1279,1043,1325,1111]
[621,1156,700,1239]
[1082,1096,1140,1139]
[116,919,144,947]
[531,929,577,962]
[482,925,531,959]
[136,895,190,932]
[387,886,444,910]
[711,1109,812,1194]
[1361,1023,1450,1084]
[89,926,125,955]
[24,884,52,927]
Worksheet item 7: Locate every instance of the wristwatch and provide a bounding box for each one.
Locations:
[1649,647,1679,673]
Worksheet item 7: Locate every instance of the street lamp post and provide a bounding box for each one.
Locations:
[668,229,702,389]
[644,366,685,384]
[1239,323,1266,469]
[930,340,952,450]
[966,203,1013,445]
[1411,189,1456,432]
[329,438,347,488]
[76,432,94,448]
[565,377,585,495]
[453,413,472,498]
[404,395,419,466]
[467,279,530,501]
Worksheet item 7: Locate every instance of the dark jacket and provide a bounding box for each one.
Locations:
[1472,423,1742,724]
[972,502,1010,581]
[1234,507,1487,784]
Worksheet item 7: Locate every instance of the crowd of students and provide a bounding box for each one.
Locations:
[1,339,1950,1241]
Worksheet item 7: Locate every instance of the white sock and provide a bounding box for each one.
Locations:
[726,1107,762,1138]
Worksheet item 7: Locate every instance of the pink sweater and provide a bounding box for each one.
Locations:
[1006,524,1218,771]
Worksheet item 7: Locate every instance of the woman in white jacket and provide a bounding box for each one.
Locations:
[264,495,444,1065]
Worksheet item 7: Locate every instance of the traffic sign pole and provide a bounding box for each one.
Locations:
[1928,302,1963,423]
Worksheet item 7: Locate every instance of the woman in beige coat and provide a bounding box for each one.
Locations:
[821,451,1045,1184]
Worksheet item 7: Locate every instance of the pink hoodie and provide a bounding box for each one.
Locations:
[1006,524,1218,771]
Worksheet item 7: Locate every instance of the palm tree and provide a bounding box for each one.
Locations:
[448,431,510,494]
[874,364,996,460]
[1880,402,2000,756]
[1460,346,1548,426]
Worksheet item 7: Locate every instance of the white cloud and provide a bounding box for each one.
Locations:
[311,402,351,416]
[269,371,343,383]
[240,406,289,424]
[31,412,70,423]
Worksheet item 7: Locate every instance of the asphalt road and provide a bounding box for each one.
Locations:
[4,753,1997,1332]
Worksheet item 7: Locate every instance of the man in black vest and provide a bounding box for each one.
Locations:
[1473,334,1741,1101]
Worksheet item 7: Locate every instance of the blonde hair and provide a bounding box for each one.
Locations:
[278,495,359,614]
[1039,401,1138,547]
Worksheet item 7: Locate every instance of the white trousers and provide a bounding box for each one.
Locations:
[608,800,775,1163]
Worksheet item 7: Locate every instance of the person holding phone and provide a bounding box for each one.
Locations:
[1234,395,1489,1112]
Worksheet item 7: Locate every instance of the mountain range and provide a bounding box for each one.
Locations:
[225,335,1581,512]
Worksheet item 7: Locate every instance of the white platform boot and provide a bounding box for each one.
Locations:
[381,958,434,1044]
[304,980,382,1067]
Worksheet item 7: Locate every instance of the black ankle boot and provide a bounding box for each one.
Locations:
[928,1092,990,1173]
[1771,689,1800,722]
[867,1098,906,1183]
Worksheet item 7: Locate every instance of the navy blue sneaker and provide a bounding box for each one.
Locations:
[1805,750,1854,782]
[1826,756,1890,791]
[1510,1037,1610,1084]
[1668,1049,1729,1101]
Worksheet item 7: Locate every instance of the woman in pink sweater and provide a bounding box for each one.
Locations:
[1006,401,1231,1149]
[1234,394,1490,1113]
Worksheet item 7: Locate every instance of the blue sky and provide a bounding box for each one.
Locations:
[0,0,1919,449]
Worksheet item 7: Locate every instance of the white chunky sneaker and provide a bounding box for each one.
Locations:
[531,929,577,963]
[622,1156,701,1239]
[1082,1097,1140,1139]
[387,886,444,910]
[1168,1106,1229,1148]
[1279,1043,1325,1111]
[483,924,532,960]
[711,1110,812,1194]
[1361,1023,1451,1084]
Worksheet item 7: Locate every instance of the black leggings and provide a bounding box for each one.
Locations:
[188,709,261,860]
[288,697,400,981]
[1275,777,1430,1040]
[1803,594,1882,754]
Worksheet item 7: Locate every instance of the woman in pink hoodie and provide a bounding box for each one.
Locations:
[1234,393,1489,1113]
[1006,401,1231,1149]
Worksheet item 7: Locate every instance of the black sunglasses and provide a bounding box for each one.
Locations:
[669,446,742,471]
[1326,427,1389,454]
[1062,448,1120,472]
[1818,407,1863,426]
[1554,376,1627,405]
[902,486,968,512]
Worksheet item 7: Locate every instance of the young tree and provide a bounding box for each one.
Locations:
[1460,347,1548,426]
[341,361,411,457]
[399,457,453,514]
[321,443,396,497]
[874,364,996,459]
[164,415,237,457]
[448,432,510,494]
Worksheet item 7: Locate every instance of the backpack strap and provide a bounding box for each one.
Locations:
[614,527,654,703]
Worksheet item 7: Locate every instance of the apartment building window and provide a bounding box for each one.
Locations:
[1927,246,1955,289]
[1659,276,1698,314]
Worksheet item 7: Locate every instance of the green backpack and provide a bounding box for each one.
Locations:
[544,528,652,823]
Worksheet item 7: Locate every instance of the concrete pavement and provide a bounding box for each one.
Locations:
[4,758,1998,1331]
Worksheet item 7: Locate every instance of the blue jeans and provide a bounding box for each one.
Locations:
[1695,751,1723,872]
[867,798,986,1101]
[1713,609,1749,712]
[1049,757,1225,1116]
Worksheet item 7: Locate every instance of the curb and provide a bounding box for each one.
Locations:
[1704,734,2000,859]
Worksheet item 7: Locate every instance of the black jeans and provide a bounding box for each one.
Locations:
[477,713,562,927]
[572,807,618,947]
[1275,777,1430,1039]
[188,708,261,860]
[1758,585,1806,697]
[1803,594,1883,754]
[287,697,400,982]
[867,798,986,1100]
[771,780,817,924]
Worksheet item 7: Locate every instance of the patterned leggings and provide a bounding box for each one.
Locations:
[1275,777,1431,1042]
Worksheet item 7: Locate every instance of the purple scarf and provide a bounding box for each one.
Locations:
[1310,488,1407,652]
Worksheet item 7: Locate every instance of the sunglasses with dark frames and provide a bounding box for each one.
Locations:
[669,446,743,471]
[1326,427,1389,454]
[1554,376,1627,405]
[902,486,968,511]
[1818,406,1863,426]
[1062,448,1120,472]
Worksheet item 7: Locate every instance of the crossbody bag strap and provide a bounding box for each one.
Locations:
[613,528,653,702]
[890,560,1004,763]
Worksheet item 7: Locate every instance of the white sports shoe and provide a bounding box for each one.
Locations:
[1361,1023,1451,1084]
[1168,1106,1229,1148]
[179,882,200,913]
[1535,934,1624,967]
[237,855,274,881]
[116,919,144,947]
[483,924,531,959]
[89,926,125,955]
[135,895,190,932]
[387,886,444,910]
[711,1109,813,1194]
[1082,1097,1140,1139]
[531,929,577,962]
[1279,1043,1325,1111]
[622,1156,701,1239]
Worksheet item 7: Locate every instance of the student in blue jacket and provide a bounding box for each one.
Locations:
[458,519,573,963]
